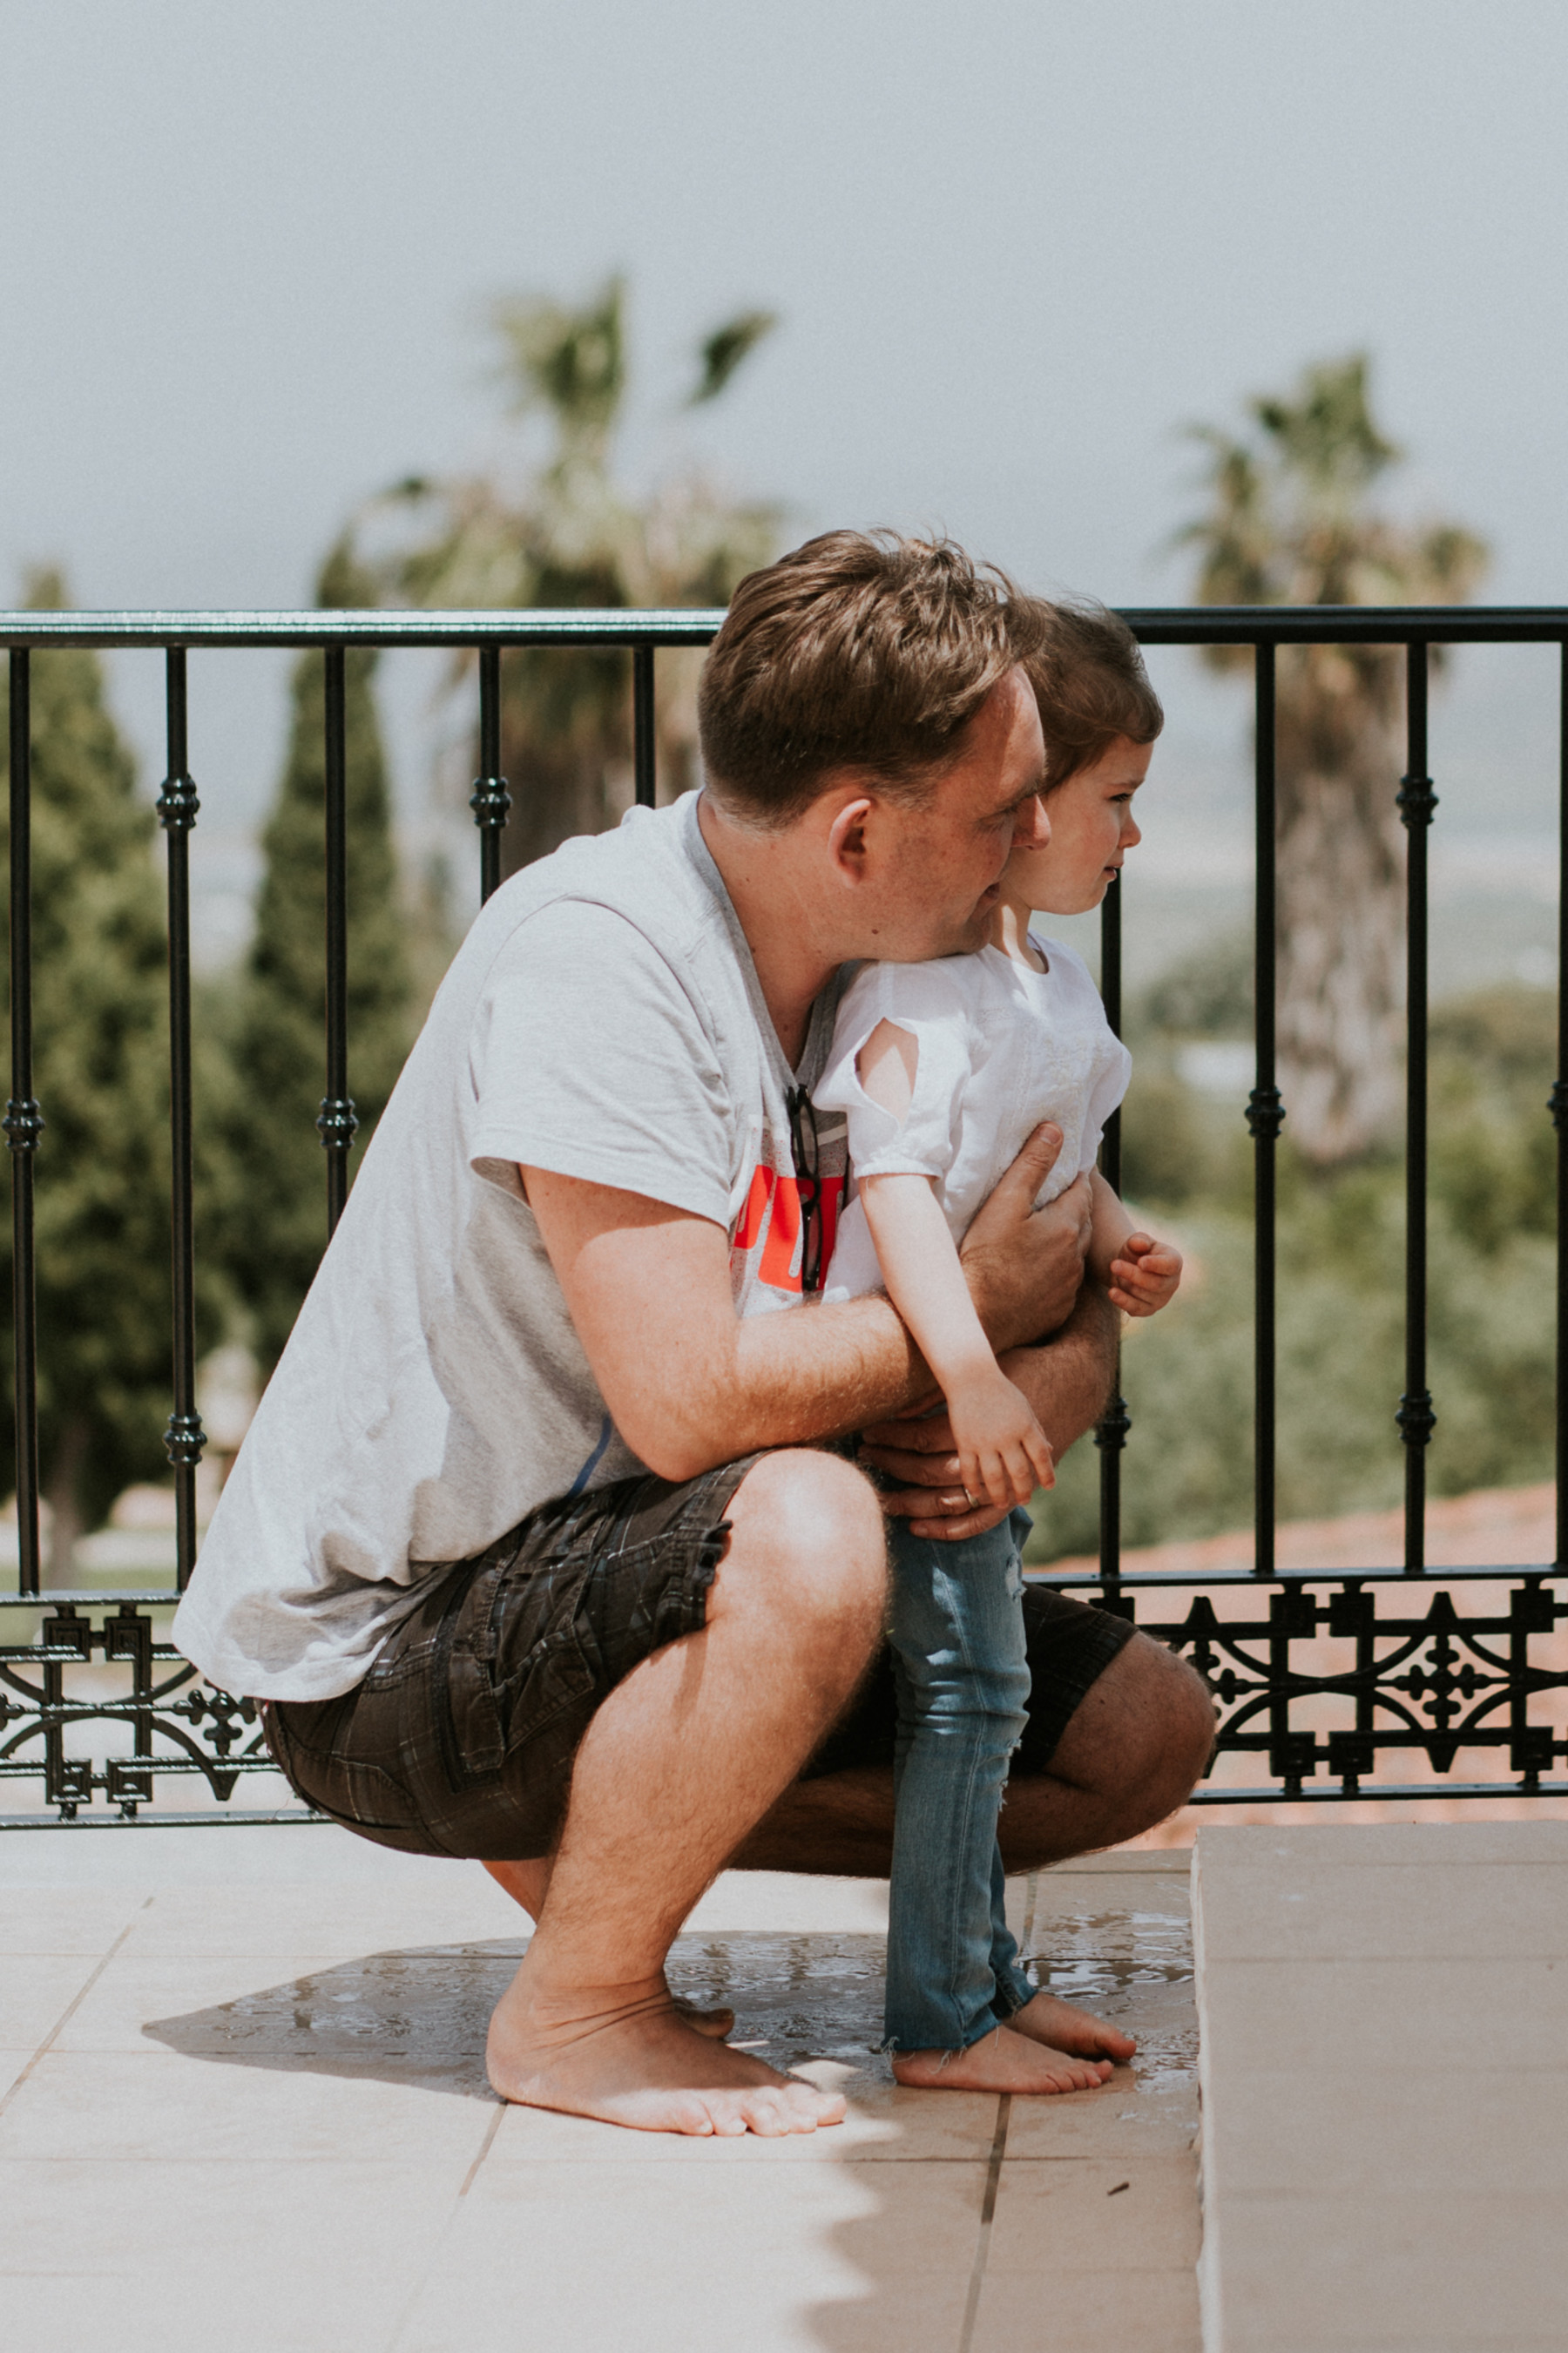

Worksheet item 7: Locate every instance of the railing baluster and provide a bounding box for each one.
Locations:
[156,652,206,1590]
[470,644,511,903]
[1095,871,1127,1604]
[1557,642,1568,1571]
[317,647,356,1235]
[633,644,656,808]
[1397,641,1436,1571]
[1247,643,1284,1573]
[5,651,42,1597]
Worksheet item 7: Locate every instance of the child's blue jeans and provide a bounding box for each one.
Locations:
[883,1505,1037,2052]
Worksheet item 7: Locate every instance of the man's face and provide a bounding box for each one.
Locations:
[848,666,1049,961]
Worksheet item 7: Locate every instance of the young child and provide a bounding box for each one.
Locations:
[813,601,1183,2093]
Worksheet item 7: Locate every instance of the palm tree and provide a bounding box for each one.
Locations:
[356,276,781,876]
[1178,355,1487,1164]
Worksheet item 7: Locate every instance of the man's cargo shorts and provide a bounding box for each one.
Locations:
[260,1452,1137,1861]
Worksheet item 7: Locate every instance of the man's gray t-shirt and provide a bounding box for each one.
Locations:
[172,793,848,1703]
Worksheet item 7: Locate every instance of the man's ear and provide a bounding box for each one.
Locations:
[826,794,875,878]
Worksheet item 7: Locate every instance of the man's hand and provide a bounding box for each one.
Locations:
[960,1124,1092,1355]
[861,1399,1017,1539]
[862,1284,1118,1541]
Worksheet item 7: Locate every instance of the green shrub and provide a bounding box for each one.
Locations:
[1026,981,1561,1563]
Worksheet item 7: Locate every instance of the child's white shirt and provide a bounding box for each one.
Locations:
[814,935,1132,1301]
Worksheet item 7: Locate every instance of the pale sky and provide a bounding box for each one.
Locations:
[3,0,1564,950]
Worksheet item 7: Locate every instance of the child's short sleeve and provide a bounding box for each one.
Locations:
[811,961,977,1182]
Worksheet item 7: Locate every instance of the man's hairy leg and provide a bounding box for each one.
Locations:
[730,1631,1215,2071]
[482,1857,734,2039]
[485,1450,889,2135]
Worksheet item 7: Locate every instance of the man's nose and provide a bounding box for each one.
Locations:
[1015,794,1051,849]
[1123,812,1142,849]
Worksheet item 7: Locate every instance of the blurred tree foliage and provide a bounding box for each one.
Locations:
[352,274,781,876]
[1179,355,1487,1166]
[1141,929,1253,1041]
[221,543,414,1372]
[0,572,236,1568]
[1030,978,1558,1562]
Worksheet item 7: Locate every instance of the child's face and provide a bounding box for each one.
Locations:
[1004,734,1150,914]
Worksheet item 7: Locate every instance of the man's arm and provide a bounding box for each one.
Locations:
[519,1123,1092,1484]
[858,1280,1118,1539]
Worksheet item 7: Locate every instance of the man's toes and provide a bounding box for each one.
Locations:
[633,2089,720,2135]
[783,2078,846,2126]
[733,2086,805,2137]
[694,2098,748,2136]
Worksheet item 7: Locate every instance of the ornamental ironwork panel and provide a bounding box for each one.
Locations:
[1,605,1566,1823]
[0,1590,280,1824]
[1030,1566,1568,1806]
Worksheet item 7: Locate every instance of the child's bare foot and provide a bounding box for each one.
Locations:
[1008,1990,1138,2066]
[892,2023,1114,2094]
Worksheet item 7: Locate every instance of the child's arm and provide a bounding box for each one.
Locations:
[1088,1167,1183,1317]
[855,1021,1054,1509]
[862,1174,1055,1506]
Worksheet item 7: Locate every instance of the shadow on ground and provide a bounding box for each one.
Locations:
[140,1930,896,2098]
[142,1909,1200,2351]
[141,1919,1193,2097]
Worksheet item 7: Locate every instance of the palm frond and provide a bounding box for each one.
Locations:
[688,310,777,406]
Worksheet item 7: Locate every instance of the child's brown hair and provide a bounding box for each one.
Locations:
[1024,598,1163,792]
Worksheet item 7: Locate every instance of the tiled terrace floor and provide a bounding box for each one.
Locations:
[1195,1822,1568,2353]
[0,1833,1198,2353]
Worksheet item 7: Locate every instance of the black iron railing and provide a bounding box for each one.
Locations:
[0,605,1564,1822]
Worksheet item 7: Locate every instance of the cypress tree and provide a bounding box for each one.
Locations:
[0,571,193,1568]
[226,544,413,1369]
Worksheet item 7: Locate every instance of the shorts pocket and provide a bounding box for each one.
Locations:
[434,1551,598,1789]
[488,1622,600,1756]
[267,1700,428,1839]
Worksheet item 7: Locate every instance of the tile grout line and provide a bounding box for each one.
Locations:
[956,2093,1011,2353]
[1020,1870,1040,1959]
[0,1896,153,2121]
[382,2096,507,2353]
[456,2099,505,2197]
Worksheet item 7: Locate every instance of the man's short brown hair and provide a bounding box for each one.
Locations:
[1024,598,1163,793]
[698,530,1049,827]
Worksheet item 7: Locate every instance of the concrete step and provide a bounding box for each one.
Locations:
[1193,1822,1568,2353]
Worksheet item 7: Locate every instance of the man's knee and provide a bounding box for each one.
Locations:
[724,1449,889,1633]
[1052,1629,1216,1807]
[1116,1633,1215,1802]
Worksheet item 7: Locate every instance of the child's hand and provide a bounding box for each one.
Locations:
[1108,1232,1183,1318]
[950,1369,1056,1509]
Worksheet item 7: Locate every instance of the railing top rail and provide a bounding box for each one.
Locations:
[1121,605,1568,646]
[3,604,1568,652]
[0,608,728,651]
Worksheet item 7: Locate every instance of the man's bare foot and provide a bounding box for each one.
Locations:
[892,2022,1113,2095]
[487,1980,846,2137]
[1008,1990,1138,2066]
[672,1999,735,2039]
[481,1860,734,2039]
